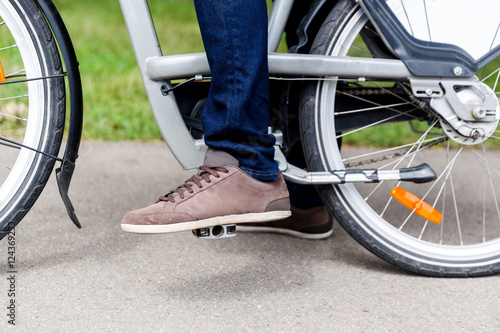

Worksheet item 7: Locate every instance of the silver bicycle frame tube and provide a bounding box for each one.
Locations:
[268,0,294,51]
[119,0,206,168]
[119,0,412,171]
[146,52,411,81]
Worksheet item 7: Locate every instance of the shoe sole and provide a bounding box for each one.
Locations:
[121,210,291,234]
[237,225,333,240]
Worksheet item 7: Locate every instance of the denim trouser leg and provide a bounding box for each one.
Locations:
[194,0,279,181]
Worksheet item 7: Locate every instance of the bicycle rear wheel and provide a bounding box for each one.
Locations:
[300,0,500,276]
[0,0,65,239]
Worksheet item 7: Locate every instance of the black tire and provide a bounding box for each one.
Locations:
[300,0,500,276]
[0,0,65,239]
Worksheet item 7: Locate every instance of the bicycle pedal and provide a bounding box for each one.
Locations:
[192,224,237,239]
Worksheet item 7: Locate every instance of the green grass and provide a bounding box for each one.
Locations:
[53,0,288,141]
[53,0,203,140]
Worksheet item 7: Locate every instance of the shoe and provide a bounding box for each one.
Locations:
[237,205,333,240]
[121,148,291,234]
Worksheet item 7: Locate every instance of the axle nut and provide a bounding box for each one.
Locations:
[472,106,486,119]
[471,129,481,139]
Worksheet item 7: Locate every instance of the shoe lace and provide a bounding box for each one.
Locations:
[157,166,229,203]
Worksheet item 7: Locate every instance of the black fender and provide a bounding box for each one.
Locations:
[290,0,340,55]
[280,0,340,152]
[37,0,83,228]
[360,0,500,77]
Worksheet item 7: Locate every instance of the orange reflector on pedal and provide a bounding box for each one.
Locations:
[0,60,5,83]
[391,187,442,224]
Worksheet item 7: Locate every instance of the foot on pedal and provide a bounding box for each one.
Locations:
[192,224,237,239]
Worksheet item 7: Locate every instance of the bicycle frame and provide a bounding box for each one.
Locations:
[118,0,413,173]
[20,0,500,273]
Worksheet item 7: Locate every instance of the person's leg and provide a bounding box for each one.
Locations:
[194,0,279,181]
[121,0,290,234]
[238,142,333,240]
[237,0,333,239]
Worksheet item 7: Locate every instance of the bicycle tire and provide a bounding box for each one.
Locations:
[300,0,500,276]
[0,0,65,239]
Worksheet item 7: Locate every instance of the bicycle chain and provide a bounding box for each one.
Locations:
[337,87,404,96]
[344,137,446,168]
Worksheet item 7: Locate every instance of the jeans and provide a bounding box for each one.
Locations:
[194,0,323,209]
[194,0,278,181]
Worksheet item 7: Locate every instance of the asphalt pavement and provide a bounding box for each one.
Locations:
[0,141,499,332]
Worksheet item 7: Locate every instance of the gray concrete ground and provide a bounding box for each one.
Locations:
[0,141,499,332]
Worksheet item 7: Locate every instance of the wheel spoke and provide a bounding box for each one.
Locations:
[334,101,412,115]
[378,140,446,170]
[439,141,450,244]
[422,0,432,41]
[0,162,12,170]
[351,44,372,57]
[5,68,26,78]
[439,185,446,245]
[378,120,439,215]
[492,69,499,93]
[489,23,500,55]
[483,150,487,243]
[398,146,464,231]
[0,110,28,121]
[0,44,17,51]
[337,112,405,138]
[468,146,500,191]
[364,137,438,202]
[420,153,456,241]
[448,173,463,245]
[480,66,500,84]
[343,136,443,164]
[418,220,429,240]
[337,90,425,122]
[481,144,500,226]
[0,94,28,102]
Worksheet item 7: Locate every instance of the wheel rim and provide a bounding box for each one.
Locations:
[316,7,500,266]
[0,1,47,213]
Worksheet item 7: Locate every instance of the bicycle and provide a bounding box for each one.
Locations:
[0,0,499,277]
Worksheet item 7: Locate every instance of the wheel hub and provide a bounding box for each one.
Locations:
[440,118,498,144]
[411,77,500,145]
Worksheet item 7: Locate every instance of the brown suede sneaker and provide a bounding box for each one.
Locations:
[121,149,291,234]
[237,205,333,240]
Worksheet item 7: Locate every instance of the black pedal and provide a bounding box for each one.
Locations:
[192,224,237,239]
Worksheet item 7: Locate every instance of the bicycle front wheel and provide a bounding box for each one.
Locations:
[300,0,500,276]
[0,0,65,238]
